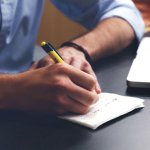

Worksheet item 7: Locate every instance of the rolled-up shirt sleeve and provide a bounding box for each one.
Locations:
[51,0,144,41]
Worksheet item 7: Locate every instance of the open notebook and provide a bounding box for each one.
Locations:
[127,37,150,88]
[59,93,144,130]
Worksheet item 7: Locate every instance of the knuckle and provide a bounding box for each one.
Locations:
[82,61,89,68]
[55,63,68,74]
[79,106,89,114]
[56,96,66,106]
[62,55,72,62]
[53,78,68,91]
[51,69,71,92]
[55,78,65,87]
[54,63,74,76]
[55,63,64,72]
[88,76,96,88]
[91,76,96,84]
[86,94,97,105]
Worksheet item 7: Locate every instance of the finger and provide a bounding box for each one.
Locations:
[29,57,55,70]
[63,96,90,114]
[81,63,101,94]
[38,56,54,67]
[64,64,97,91]
[66,81,99,106]
[68,58,100,93]
[60,53,74,65]
[29,62,39,70]
[70,58,82,70]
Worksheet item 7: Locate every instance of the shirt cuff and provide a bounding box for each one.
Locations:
[100,7,145,42]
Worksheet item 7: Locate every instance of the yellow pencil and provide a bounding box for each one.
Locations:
[41,41,64,63]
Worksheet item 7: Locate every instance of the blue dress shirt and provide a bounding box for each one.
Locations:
[0,0,144,73]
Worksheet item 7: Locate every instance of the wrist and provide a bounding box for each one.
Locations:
[60,42,92,64]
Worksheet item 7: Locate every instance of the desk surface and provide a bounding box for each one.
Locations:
[0,45,150,150]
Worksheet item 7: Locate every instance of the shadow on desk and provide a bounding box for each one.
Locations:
[0,110,92,150]
[127,87,150,98]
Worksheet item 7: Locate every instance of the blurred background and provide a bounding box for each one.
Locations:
[37,0,87,48]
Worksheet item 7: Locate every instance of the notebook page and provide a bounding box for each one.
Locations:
[60,93,144,130]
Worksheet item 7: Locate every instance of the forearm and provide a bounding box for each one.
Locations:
[0,74,19,109]
[73,18,135,61]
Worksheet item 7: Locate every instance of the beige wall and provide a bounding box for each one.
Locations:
[37,0,86,48]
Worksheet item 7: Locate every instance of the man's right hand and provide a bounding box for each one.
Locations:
[13,63,99,115]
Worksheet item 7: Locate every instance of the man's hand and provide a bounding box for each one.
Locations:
[30,47,101,93]
[58,47,101,93]
[13,63,99,115]
[30,56,54,70]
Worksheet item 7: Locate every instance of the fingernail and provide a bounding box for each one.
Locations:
[95,83,101,94]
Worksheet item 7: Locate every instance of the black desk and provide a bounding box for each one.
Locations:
[0,45,150,150]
